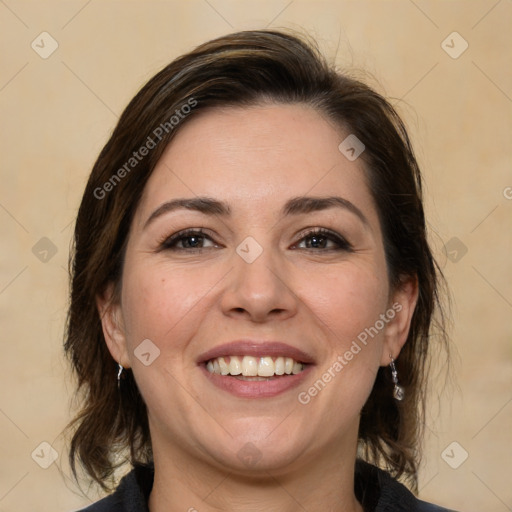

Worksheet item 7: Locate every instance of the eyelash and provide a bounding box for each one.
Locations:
[158,228,353,253]
[158,228,213,251]
[293,228,353,252]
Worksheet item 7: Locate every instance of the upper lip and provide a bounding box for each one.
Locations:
[197,340,316,365]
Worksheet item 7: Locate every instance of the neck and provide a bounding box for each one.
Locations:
[148,434,364,512]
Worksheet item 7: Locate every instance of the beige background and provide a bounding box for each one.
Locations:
[1,1,511,511]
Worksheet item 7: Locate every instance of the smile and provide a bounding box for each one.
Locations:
[198,340,314,397]
[201,357,312,398]
[206,355,305,378]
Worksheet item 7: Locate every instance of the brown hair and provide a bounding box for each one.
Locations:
[65,29,447,492]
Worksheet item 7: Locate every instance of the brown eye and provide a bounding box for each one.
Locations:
[304,233,329,249]
[160,229,217,251]
[293,229,353,252]
[178,234,208,248]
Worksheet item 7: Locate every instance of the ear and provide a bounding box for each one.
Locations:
[96,283,131,368]
[380,275,419,366]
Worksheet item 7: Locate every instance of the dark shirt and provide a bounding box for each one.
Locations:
[78,460,457,512]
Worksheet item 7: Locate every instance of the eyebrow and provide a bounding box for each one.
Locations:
[144,197,231,228]
[282,196,369,226]
[144,195,369,229]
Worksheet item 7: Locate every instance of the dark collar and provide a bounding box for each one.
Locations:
[82,459,450,512]
[355,459,417,511]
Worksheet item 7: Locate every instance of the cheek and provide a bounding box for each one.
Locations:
[295,262,388,411]
[118,263,222,425]
[301,262,389,348]
[120,262,222,358]
[303,263,389,411]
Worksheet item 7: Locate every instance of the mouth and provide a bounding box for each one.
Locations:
[205,355,307,379]
[197,341,315,398]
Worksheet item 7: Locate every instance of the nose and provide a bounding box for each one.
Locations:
[219,244,298,323]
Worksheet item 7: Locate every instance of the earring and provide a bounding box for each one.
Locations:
[117,363,124,390]
[389,355,404,401]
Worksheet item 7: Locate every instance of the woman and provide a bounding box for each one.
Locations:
[65,30,456,512]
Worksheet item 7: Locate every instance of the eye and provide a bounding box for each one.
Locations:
[292,228,353,252]
[159,229,218,251]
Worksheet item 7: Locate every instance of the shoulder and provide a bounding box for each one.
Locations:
[355,459,459,512]
[74,464,154,512]
[77,493,122,512]
[416,500,458,512]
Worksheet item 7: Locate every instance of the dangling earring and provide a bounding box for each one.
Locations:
[389,355,404,401]
[117,363,124,390]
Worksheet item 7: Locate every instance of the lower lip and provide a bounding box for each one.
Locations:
[199,364,313,398]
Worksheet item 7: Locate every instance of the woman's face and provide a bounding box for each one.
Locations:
[102,103,416,475]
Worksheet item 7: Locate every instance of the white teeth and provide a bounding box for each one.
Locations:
[258,356,275,377]
[218,356,229,375]
[241,356,258,376]
[292,361,302,375]
[275,356,285,375]
[228,356,242,375]
[205,355,305,377]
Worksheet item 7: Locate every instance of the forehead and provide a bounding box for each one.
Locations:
[136,103,378,223]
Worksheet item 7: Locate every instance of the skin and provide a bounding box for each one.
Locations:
[98,103,418,512]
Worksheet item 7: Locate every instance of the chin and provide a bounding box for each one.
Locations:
[201,426,310,475]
